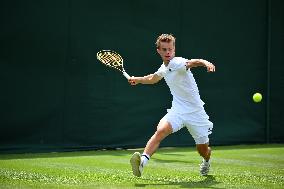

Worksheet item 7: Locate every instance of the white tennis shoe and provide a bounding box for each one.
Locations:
[200,159,211,176]
[130,152,143,177]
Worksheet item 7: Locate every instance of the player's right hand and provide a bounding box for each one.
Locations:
[128,77,138,85]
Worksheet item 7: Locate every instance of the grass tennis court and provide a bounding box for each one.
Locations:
[0,144,283,189]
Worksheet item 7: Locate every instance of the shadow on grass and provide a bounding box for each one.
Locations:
[0,149,131,160]
[0,147,196,160]
[135,175,223,189]
[152,157,196,164]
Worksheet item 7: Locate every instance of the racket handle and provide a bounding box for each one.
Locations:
[123,72,130,80]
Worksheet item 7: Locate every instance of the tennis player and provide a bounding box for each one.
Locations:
[128,34,215,177]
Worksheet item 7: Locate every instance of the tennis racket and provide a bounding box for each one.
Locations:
[96,50,130,79]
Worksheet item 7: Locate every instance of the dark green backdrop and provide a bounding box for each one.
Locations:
[1,0,283,152]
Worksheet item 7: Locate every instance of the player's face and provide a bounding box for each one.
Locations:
[157,41,175,63]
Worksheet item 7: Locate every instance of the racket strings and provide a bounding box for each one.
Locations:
[102,54,122,67]
[97,51,124,72]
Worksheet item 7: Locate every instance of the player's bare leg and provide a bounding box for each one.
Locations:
[130,119,172,177]
[144,119,172,156]
[197,143,211,161]
[197,143,211,176]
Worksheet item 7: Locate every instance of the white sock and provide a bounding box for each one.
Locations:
[141,153,150,167]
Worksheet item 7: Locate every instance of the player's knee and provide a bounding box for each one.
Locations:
[155,126,171,141]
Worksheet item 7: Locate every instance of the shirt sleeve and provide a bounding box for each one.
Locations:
[154,65,166,78]
[170,57,188,72]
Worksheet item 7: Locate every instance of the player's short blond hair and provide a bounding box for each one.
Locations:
[155,34,176,48]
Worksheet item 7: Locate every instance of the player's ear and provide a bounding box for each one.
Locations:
[156,48,160,54]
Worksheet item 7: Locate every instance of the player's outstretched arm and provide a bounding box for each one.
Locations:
[128,74,162,85]
[186,59,215,72]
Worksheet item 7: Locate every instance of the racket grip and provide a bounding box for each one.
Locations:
[123,72,130,80]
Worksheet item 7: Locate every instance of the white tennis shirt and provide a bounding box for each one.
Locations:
[155,57,205,113]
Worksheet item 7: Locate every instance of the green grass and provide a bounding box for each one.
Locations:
[0,144,283,189]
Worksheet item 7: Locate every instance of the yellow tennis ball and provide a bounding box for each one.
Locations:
[253,93,262,103]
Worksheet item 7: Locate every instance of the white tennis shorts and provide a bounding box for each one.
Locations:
[162,108,213,144]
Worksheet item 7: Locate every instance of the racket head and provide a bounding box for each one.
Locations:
[96,50,125,72]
